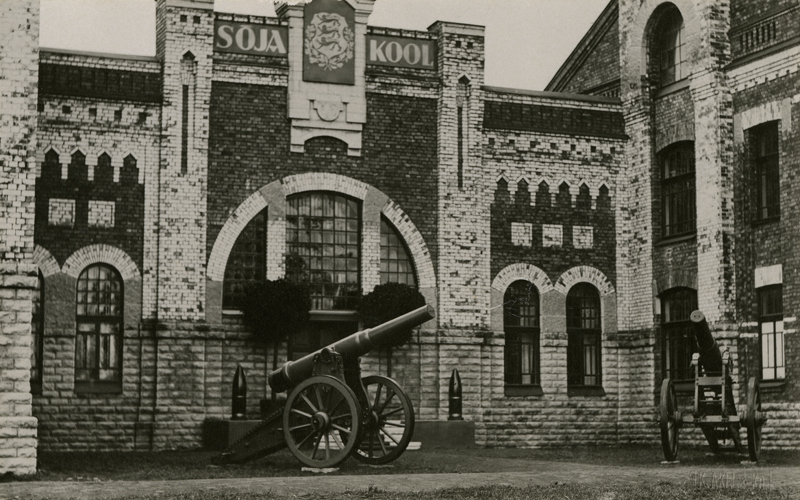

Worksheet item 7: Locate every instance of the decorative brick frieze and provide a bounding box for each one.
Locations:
[47,199,75,227]
[510,222,532,247]
[573,225,594,249]
[542,224,563,248]
[87,201,115,228]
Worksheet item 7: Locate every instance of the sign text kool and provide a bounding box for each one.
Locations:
[367,35,437,70]
[214,21,288,57]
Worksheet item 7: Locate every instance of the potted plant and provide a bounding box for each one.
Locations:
[240,278,311,414]
[357,282,426,377]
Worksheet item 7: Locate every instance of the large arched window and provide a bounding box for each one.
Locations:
[75,264,123,392]
[660,287,697,381]
[286,192,361,311]
[654,6,688,87]
[503,280,540,387]
[30,272,44,394]
[223,210,266,310]
[661,141,696,238]
[380,218,417,287]
[567,283,601,387]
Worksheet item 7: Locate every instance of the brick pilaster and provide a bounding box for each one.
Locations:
[0,0,39,476]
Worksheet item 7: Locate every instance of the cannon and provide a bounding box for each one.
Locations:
[214,304,434,468]
[659,310,766,462]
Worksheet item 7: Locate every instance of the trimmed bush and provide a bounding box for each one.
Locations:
[240,279,311,345]
[357,282,426,347]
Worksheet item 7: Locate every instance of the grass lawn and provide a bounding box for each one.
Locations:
[31,444,800,482]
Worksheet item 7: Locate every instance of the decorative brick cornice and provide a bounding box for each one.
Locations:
[491,263,554,294]
[32,245,60,277]
[62,244,140,281]
[554,265,615,296]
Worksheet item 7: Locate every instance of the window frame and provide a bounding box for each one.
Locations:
[30,272,45,395]
[380,217,418,288]
[654,7,688,87]
[74,263,124,394]
[285,192,362,312]
[751,121,780,222]
[566,283,602,389]
[758,285,784,381]
[222,209,267,311]
[503,280,541,392]
[660,287,698,382]
[660,141,696,239]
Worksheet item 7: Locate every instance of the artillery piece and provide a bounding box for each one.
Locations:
[214,304,434,468]
[659,310,766,462]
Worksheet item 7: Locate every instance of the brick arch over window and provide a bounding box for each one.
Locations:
[62,244,140,281]
[492,263,553,295]
[207,173,436,292]
[33,245,61,277]
[555,266,615,297]
[625,0,701,82]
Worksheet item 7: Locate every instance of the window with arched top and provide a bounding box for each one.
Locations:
[30,272,44,394]
[653,6,688,87]
[75,264,123,392]
[567,283,601,387]
[660,287,697,381]
[285,192,361,311]
[223,210,267,310]
[380,218,417,287]
[503,280,540,387]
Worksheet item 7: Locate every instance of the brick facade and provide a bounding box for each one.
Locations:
[0,0,797,468]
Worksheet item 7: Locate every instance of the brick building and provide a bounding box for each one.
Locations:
[1,0,798,473]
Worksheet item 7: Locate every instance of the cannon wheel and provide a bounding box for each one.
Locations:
[283,375,361,468]
[659,378,680,461]
[745,377,762,462]
[351,375,415,465]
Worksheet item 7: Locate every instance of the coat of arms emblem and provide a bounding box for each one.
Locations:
[304,12,355,71]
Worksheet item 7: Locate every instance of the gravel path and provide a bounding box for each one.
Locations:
[3,460,797,499]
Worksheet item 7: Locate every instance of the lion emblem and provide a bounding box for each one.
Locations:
[304,12,355,71]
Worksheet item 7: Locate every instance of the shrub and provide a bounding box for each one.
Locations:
[240,279,311,346]
[357,282,426,347]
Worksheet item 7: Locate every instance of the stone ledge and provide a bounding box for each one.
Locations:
[413,420,475,449]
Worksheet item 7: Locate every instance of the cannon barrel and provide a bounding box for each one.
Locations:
[689,310,723,374]
[269,304,435,393]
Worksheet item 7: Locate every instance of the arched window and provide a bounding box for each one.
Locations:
[286,193,360,311]
[223,210,266,310]
[654,6,688,87]
[503,280,540,387]
[661,141,696,238]
[660,287,697,380]
[380,218,416,287]
[567,283,601,387]
[75,264,123,392]
[30,272,44,394]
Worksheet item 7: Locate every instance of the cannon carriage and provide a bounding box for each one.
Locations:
[214,304,434,468]
[659,310,766,462]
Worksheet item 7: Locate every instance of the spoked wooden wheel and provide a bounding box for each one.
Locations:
[745,377,763,462]
[351,375,415,465]
[283,375,361,468]
[659,378,680,461]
